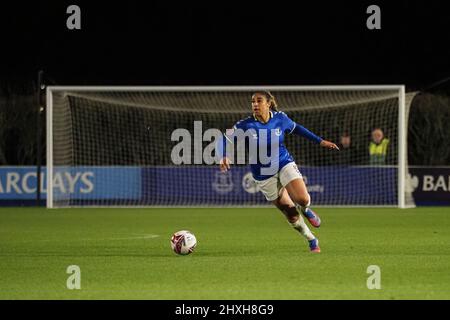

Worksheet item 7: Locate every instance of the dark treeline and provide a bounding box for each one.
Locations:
[0,80,44,166]
[408,92,450,165]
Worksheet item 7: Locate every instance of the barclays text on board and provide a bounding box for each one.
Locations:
[0,167,141,201]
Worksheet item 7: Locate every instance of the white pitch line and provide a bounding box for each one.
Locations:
[20,234,160,243]
[97,234,160,241]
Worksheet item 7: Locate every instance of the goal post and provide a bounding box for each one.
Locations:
[46,85,415,208]
[398,85,406,209]
[46,86,53,209]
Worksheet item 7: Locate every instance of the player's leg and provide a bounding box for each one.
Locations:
[255,173,320,252]
[281,163,321,228]
[271,187,298,221]
[284,178,321,228]
[272,188,316,242]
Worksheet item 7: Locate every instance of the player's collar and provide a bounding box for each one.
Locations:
[253,111,273,123]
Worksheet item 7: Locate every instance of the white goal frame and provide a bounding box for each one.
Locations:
[46,85,407,208]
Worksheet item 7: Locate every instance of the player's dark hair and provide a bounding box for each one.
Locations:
[253,91,278,111]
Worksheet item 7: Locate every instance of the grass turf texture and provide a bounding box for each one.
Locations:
[0,207,449,299]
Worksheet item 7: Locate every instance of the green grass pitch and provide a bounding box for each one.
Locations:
[0,207,449,299]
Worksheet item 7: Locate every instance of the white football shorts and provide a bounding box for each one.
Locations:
[254,162,303,201]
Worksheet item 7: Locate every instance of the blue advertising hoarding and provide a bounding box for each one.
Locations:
[140,166,397,206]
[2,165,448,206]
[0,167,141,205]
[408,167,450,206]
[0,165,400,206]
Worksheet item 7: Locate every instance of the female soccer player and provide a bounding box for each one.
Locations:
[219,91,339,253]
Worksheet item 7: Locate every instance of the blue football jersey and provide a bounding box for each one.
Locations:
[220,111,322,181]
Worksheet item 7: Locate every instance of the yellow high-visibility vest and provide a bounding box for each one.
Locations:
[369,138,389,165]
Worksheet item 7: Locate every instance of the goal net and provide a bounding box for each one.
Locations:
[46,86,415,208]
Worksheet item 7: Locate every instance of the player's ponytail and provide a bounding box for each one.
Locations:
[266,91,278,111]
[254,91,279,111]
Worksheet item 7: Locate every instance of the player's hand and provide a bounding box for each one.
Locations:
[219,157,232,172]
[320,140,340,151]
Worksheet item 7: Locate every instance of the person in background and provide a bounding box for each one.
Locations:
[333,131,362,166]
[369,128,390,165]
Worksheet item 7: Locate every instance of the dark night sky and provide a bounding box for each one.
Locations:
[1,0,449,90]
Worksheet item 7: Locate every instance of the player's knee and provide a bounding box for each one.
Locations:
[292,194,310,207]
[271,199,281,209]
[287,214,299,224]
[272,198,287,210]
[281,204,298,217]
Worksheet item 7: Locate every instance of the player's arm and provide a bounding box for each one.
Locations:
[319,139,340,150]
[291,123,339,150]
[217,122,243,172]
[216,134,231,172]
[282,112,339,150]
[219,157,231,172]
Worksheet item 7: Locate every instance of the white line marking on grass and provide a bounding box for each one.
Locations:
[99,234,160,241]
[21,234,160,243]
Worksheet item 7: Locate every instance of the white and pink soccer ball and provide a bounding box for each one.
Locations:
[170,230,197,255]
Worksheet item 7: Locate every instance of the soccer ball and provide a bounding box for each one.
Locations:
[171,230,197,255]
